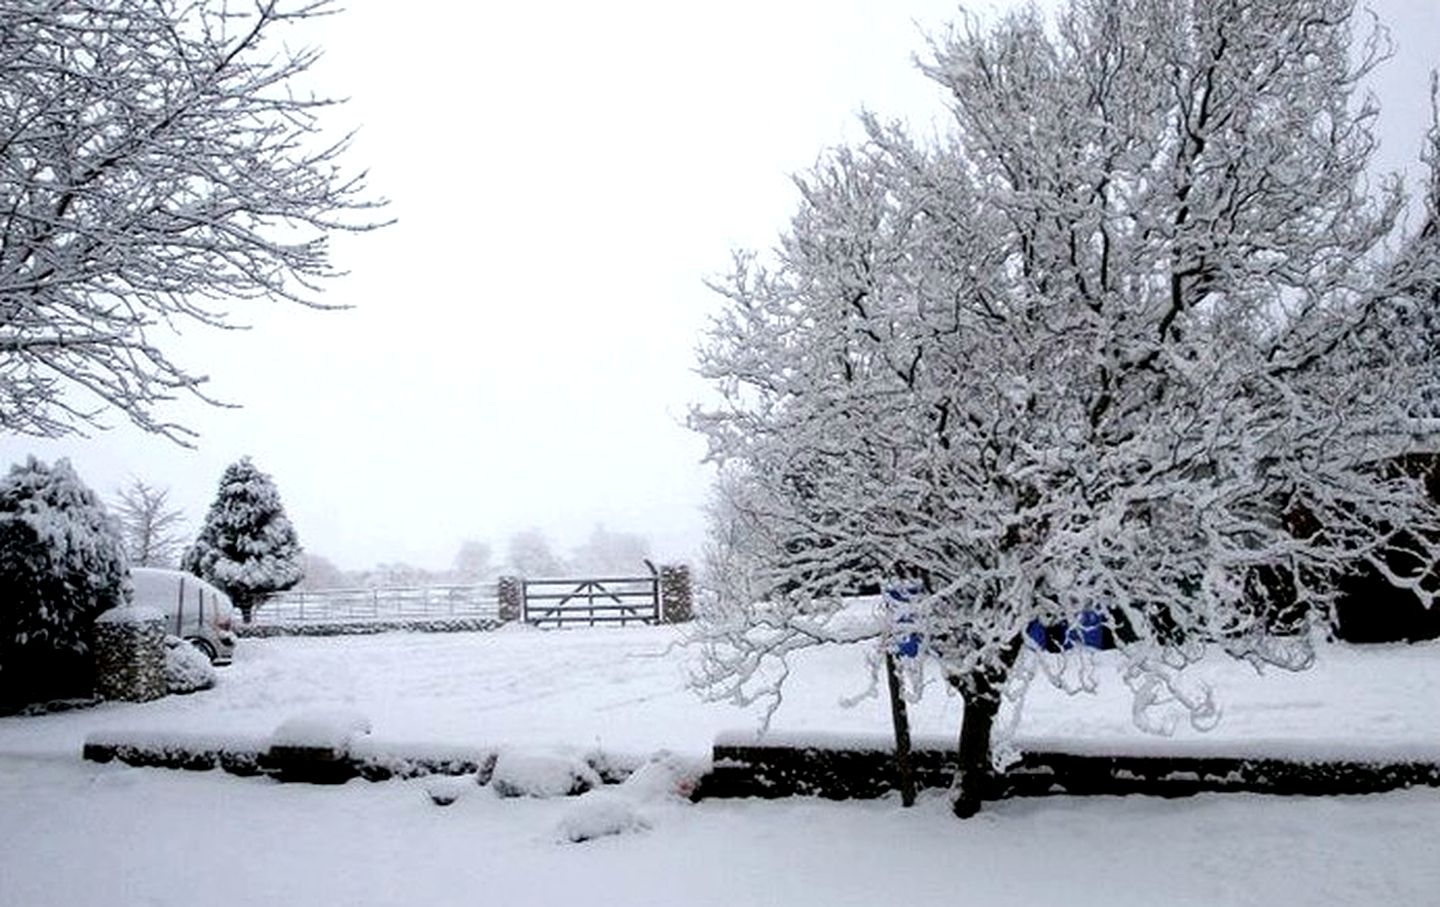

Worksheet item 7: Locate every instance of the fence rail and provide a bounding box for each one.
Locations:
[258,585,499,625]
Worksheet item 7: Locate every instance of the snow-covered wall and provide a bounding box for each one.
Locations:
[92,609,166,703]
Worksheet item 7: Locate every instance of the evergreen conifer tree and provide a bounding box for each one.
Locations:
[183,458,304,623]
[0,457,128,707]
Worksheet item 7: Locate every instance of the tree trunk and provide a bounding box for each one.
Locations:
[950,635,1024,819]
[951,684,1001,819]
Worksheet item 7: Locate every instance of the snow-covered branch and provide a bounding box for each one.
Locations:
[0,0,389,441]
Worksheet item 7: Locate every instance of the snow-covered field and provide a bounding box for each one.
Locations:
[1,625,1437,906]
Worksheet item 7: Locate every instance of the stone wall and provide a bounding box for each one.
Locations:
[497,576,523,622]
[659,564,693,623]
[93,608,167,703]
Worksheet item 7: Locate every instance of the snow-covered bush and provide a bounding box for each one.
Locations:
[163,636,217,695]
[490,749,601,798]
[555,791,650,844]
[0,457,129,707]
[620,752,703,802]
[183,458,303,622]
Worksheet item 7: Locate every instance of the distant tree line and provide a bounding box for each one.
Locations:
[294,524,654,591]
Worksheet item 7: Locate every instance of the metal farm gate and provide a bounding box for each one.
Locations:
[521,575,660,628]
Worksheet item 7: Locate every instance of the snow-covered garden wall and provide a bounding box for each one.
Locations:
[92,607,166,703]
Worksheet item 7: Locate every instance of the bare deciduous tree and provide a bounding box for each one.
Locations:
[693,0,1440,818]
[506,528,566,578]
[452,539,493,582]
[0,0,388,442]
[113,478,186,567]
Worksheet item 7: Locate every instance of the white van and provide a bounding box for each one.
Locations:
[129,568,237,665]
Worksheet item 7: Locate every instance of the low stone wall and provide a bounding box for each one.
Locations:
[93,608,167,703]
[659,564,693,623]
[695,740,1440,802]
[497,576,523,622]
[82,731,644,788]
[237,617,503,638]
[83,733,265,775]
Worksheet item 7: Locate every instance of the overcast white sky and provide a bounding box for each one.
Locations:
[1,1,1436,573]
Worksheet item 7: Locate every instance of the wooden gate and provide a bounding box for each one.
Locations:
[521,575,660,628]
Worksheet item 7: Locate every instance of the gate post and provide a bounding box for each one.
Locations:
[497,576,524,623]
[658,564,693,624]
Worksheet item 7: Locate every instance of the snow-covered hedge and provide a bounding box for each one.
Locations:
[0,457,128,707]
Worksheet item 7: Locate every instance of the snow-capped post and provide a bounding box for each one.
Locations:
[93,607,167,703]
[884,581,921,807]
[497,576,524,623]
[658,564,693,623]
[691,0,1440,820]
[183,458,304,624]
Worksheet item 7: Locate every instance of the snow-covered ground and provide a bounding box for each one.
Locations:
[1,625,1437,906]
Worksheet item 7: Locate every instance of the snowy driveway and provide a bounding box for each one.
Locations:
[0,627,1437,907]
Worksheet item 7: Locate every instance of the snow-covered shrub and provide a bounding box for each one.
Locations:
[424,776,467,806]
[0,457,129,707]
[620,752,703,801]
[183,458,303,623]
[164,635,217,694]
[490,749,601,798]
[555,791,650,844]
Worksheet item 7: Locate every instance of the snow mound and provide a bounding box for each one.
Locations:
[163,636,216,694]
[490,749,600,798]
[424,776,468,806]
[621,752,704,801]
[555,791,650,843]
[269,709,372,752]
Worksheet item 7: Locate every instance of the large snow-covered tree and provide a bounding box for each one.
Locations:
[506,529,567,578]
[0,457,128,707]
[0,0,387,443]
[452,540,493,583]
[693,0,1440,818]
[183,457,303,622]
[570,524,651,576]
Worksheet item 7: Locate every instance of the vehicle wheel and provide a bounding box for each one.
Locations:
[186,637,218,664]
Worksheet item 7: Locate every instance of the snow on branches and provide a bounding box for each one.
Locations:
[183,456,303,621]
[692,0,1440,816]
[0,457,129,704]
[0,0,388,442]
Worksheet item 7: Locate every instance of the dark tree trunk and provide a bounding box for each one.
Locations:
[951,685,1002,819]
[235,594,257,624]
[949,635,1024,819]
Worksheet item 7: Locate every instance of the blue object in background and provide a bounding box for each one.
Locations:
[1066,609,1105,649]
[885,581,923,659]
[1027,610,1106,651]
